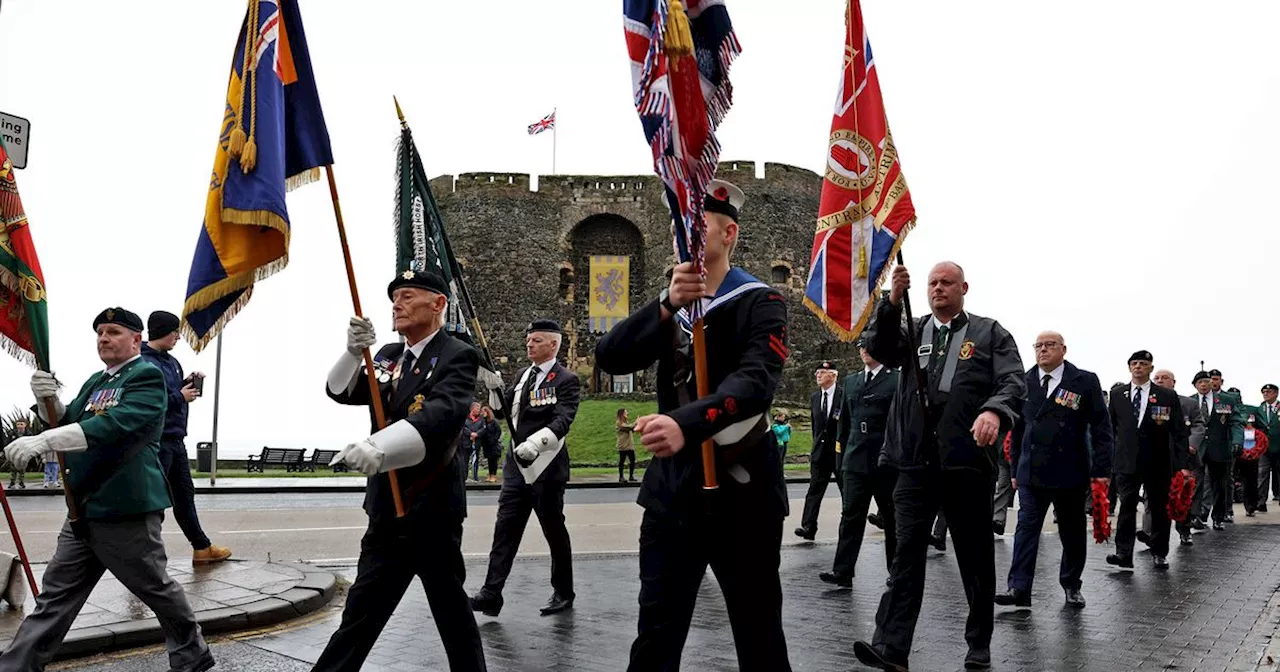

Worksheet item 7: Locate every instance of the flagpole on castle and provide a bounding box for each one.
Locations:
[552,107,557,175]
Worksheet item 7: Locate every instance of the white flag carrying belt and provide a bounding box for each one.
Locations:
[512,364,564,483]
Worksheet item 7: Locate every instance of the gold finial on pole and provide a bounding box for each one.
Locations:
[394,96,407,128]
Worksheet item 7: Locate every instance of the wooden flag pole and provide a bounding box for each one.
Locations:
[0,481,38,598]
[325,165,406,518]
[693,319,718,490]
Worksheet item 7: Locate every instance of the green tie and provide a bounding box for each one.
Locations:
[930,325,951,378]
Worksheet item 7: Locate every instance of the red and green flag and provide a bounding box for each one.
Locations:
[0,138,49,369]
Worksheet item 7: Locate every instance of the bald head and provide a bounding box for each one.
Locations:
[1153,369,1176,390]
[927,262,968,318]
[1032,330,1066,370]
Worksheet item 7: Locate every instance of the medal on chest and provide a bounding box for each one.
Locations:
[86,388,121,416]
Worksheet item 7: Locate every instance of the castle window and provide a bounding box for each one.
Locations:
[771,264,790,284]
[559,266,574,301]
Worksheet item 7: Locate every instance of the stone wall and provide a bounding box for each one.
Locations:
[432,161,861,405]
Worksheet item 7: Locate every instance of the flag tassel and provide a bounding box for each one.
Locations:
[664,0,694,67]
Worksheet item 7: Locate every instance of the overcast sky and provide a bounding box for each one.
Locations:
[1,1,1277,458]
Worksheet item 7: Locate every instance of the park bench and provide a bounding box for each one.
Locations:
[304,449,346,473]
[245,447,307,473]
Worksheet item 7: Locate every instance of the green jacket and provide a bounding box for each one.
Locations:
[1199,390,1245,463]
[1252,401,1280,454]
[61,356,171,519]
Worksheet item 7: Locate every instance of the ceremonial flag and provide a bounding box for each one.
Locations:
[588,255,630,332]
[0,138,49,369]
[395,110,495,372]
[181,0,333,351]
[527,111,556,136]
[624,0,740,319]
[803,0,916,341]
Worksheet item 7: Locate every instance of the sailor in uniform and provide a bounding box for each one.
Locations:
[596,180,793,671]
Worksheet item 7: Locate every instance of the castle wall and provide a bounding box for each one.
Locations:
[434,161,859,404]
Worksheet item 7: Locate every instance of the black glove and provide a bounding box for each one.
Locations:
[1232,444,1243,458]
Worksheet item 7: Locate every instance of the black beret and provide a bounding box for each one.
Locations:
[1193,371,1211,384]
[1263,384,1278,393]
[1127,350,1153,364]
[1208,369,1223,377]
[526,319,562,335]
[93,307,143,333]
[815,360,838,372]
[855,337,867,348]
[387,269,449,300]
[1228,387,1240,394]
[147,311,180,339]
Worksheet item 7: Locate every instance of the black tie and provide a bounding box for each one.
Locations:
[1201,395,1209,421]
[821,391,829,420]
[1132,387,1142,417]
[1041,374,1052,399]
[394,351,416,392]
[521,365,540,409]
[866,370,873,385]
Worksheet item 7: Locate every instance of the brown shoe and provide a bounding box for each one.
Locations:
[193,544,232,564]
[486,475,497,483]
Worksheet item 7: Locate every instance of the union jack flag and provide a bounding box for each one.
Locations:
[624,0,740,320]
[803,0,916,341]
[527,111,555,135]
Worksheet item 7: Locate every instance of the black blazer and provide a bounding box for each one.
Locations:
[1108,381,1191,476]
[836,367,898,473]
[809,386,843,462]
[493,361,581,485]
[1011,362,1113,488]
[327,332,478,523]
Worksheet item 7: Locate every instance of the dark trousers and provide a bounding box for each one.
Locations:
[799,450,842,533]
[1259,452,1280,502]
[1190,462,1210,521]
[481,479,573,598]
[1115,471,1170,557]
[1241,458,1261,513]
[1206,460,1233,523]
[1007,484,1087,592]
[312,516,485,672]
[486,454,500,477]
[628,510,790,672]
[832,465,897,578]
[157,439,211,550]
[871,468,995,662]
[619,451,636,480]
[992,459,1014,527]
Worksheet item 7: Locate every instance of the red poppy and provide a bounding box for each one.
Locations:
[547,372,557,383]
[706,408,720,423]
[724,397,738,415]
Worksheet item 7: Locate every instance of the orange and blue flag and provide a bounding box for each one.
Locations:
[181,0,332,351]
[803,0,915,342]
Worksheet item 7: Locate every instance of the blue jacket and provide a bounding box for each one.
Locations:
[1011,361,1113,488]
[140,343,189,440]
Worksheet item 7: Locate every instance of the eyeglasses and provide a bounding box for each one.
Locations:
[1032,341,1061,350]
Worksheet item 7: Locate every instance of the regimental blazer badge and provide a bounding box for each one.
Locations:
[958,341,975,360]
[408,394,425,415]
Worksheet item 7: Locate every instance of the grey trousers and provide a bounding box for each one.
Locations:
[0,513,209,672]
[992,460,1014,527]
[1259,453,1280,503]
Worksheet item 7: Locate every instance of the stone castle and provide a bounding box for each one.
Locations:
[431,161,858,403]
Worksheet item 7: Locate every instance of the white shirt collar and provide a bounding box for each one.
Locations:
[867,364,884,377]
[1132,380,1150,395]
[932,312,964,329]
[403,328,440,362]
[1038,362,1065,382]
[105,354,142,376]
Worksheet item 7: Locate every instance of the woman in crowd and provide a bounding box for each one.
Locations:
[617,408,637,483]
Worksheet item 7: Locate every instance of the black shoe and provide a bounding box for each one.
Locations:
[539,592,574,616]
[1136,530,1151,546]
[1191,518,1207,530]
[1105,554,1134,569]
[794,526,816,541]
[885,576,893,588]
[867,512,885,530]
[469,591,503,617]
[1258,505,1268,513]
[1247,510,1256,517]
[992,521,1005,536]
[964,647,992,670]
[1064,588,1085,608]
[819,571,852,588]
[993,588,1031,607]
[629,477,637,482]
[1212,521,1225,531]
[1152,555,1169,570]
[930,535,947,552]
[1225,514,1235,524]
[1179,532,1193,546]
[172,650,217,672]
[853,641,909,672]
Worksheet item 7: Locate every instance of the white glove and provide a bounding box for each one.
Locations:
[6,436,47,470]
[514,441,539,462]
[30,371,58,400]
[330,439,384,476]
[477,367,504,391]
[346,317,376,356]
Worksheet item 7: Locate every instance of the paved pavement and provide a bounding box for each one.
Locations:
[38,503,1280,672]
[0,559,335,662]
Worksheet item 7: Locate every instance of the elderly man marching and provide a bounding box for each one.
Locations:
[472,319,582,618]
[0,308,213,672]
[312,269,486,671]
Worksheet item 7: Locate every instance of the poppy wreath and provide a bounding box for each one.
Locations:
[1002,431,1012,463]
[1166,470,1197,523]
[1241,429,1269,462]
[1090,480,1112,543]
